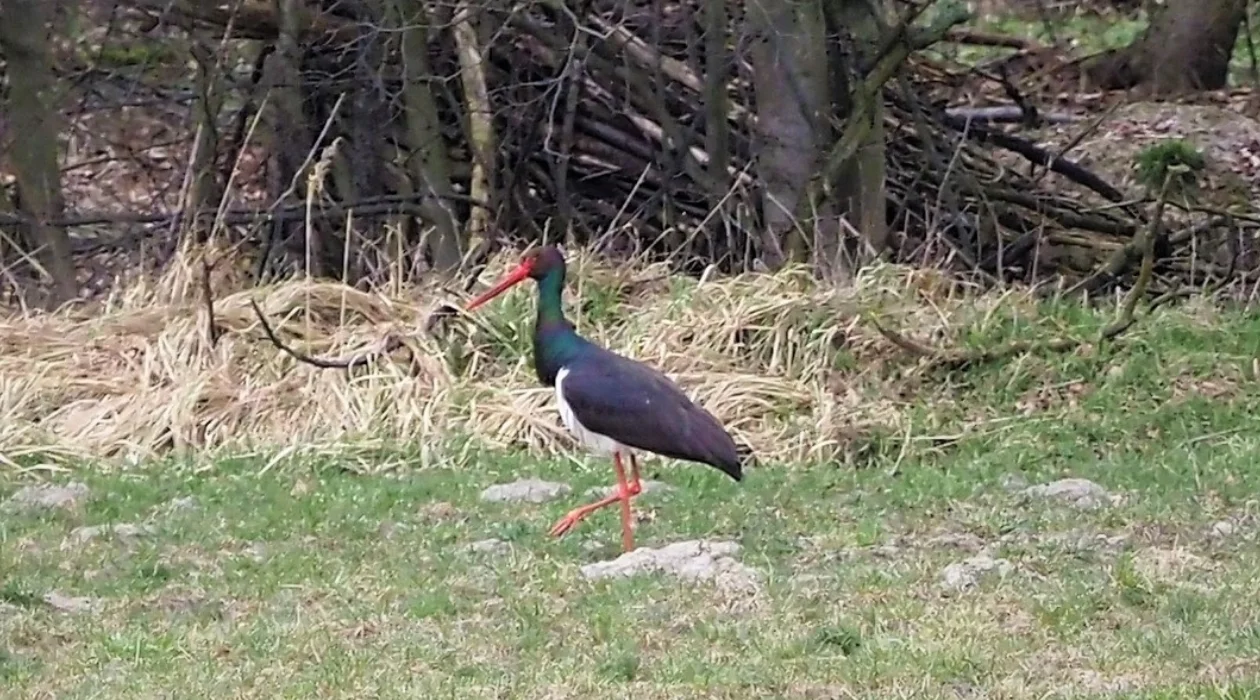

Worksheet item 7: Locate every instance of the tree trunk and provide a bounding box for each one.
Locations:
[749,0,832,269]
[389,0,465,274]
[750,0,888,281]
[820,0,889,279]
[1085,0,1248,94]
[0,0,77,306]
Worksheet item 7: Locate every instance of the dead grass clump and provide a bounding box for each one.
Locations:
[0,244,998,470]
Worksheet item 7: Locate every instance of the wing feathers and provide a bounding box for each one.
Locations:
[559,351,743,480]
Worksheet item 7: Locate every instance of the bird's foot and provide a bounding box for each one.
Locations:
[548,482,641,538]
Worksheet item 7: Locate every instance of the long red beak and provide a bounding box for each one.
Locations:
[466,261,532,311]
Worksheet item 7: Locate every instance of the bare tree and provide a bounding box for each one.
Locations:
[1086,0,1249,94]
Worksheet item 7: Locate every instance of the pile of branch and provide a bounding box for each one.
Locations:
[111,0,1257,293]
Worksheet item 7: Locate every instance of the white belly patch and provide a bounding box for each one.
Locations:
[555,366,624,456]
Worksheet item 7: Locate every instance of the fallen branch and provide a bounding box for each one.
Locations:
[870,174,1173,370]
[249,298,406,371]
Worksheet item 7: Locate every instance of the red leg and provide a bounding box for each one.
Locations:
[614,453,634,552]
[548,453,641,551]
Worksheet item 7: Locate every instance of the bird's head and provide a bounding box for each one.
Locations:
[466,245,566,310]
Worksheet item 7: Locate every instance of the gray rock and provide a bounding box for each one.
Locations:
[43,591,96,613]
[999,473,1030,492]
[64,523,154,548]
[480,478,571,504]
[4,482,90,512]
[941,555,1014,592]
[468,538,510,555]
[166,496,198,513]
[579,539,762,596]
[925,532,986,553]
[1210,520,1236,538]
[1022,478,1111,510]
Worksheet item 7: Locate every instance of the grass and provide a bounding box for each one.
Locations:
[5,278,1260,698]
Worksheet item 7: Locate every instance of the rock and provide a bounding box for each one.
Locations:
[999,473,1030,492]
[245,542,268,563]
[870,542,902,559]
[64,523,154,548]
[43,591,96,613]
[1022,478,1112,510]
[1209,520,1236,538]
[480,478,571,504]
[941,555,1014,592]
[468,538,510,555]
[166,496,197,513]
[580,539,762,596]
[925,532,986,553]
[585,479,674,500]
[4,482,90,512]
[1037,528,1129,553]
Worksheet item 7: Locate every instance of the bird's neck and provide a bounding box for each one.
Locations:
[533,267,580,386]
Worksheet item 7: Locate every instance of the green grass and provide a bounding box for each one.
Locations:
[5,297,1260,698]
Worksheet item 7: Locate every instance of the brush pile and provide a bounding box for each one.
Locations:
[112,0,1253,296]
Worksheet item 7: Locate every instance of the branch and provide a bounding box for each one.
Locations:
[1097,170,1170,340]
[806,3,972,214]
[249,298,405,371]
[869,181,1172,370]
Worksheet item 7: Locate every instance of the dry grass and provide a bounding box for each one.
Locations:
[1,242,1024,469]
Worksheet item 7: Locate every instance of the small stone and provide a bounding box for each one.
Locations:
[245,542,268,563]
[999,473,1030,492]
[870,543,901,559]
[43,591,96,613]
[4,482,90,512]
[468,538,510,555]
[941,555,1014,592]
[167,496,198,512]
[585,479,674,500]
[64,523,154,548]
[1210,520,1236,538]
[1023,478,1111,510]
[925,532,986,552]
[480,478,571,504]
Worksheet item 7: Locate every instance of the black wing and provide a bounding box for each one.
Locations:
[560,348,744,481]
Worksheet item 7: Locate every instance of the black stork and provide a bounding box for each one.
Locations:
[464,245,745,553]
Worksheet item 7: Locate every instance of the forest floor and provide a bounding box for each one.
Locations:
[4,279,1260,699]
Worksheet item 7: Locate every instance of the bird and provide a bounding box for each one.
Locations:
[464,245,746,553]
